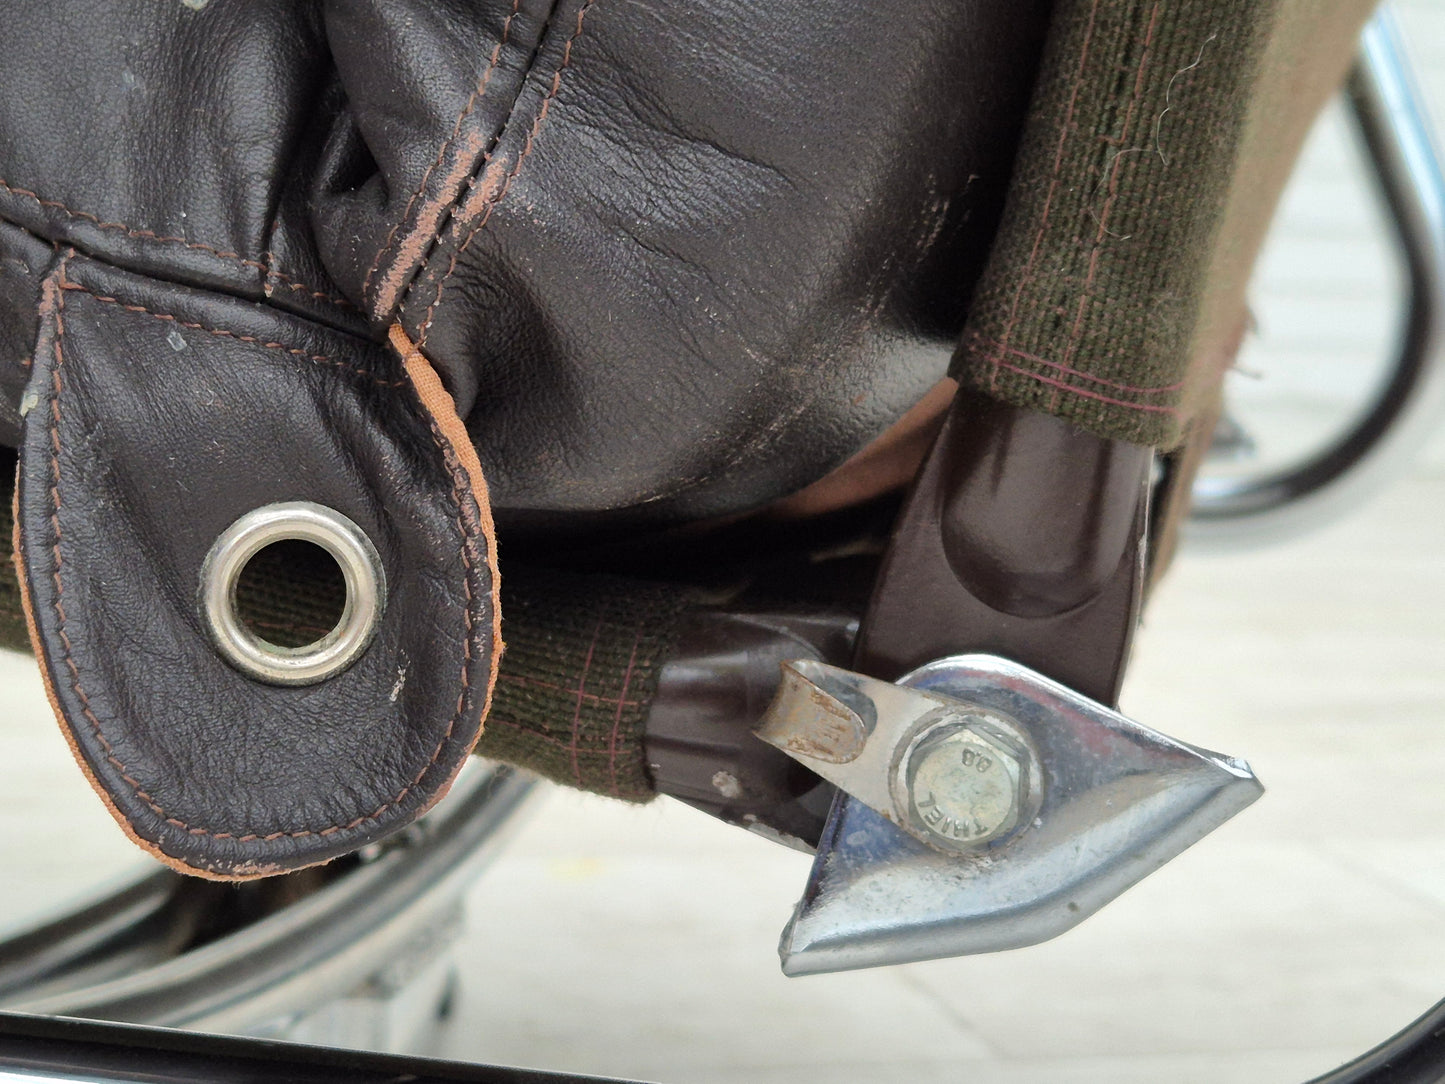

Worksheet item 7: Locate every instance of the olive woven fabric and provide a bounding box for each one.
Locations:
[952,0,1281,448]
[477,565,693,801]
[1,448,688,800]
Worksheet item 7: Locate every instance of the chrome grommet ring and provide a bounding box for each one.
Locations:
[200,502,387,686]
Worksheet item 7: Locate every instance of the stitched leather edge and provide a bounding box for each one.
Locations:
[368,0,567,325]
[387,321,505,811]
[0,178,350,310]
[15,259,503,880]
[11,256,195,876]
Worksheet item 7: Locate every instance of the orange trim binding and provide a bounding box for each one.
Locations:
[389,323,504,752]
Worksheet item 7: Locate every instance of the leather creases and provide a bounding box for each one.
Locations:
[12,255,501,880]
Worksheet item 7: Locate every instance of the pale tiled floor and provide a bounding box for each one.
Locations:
[3,7,1445,1084]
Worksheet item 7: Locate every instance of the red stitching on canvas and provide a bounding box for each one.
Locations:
[963,329,1182,394]
[1062,1,1161,370]
[486,716,622,756]
[606,632,640,797]
[497,670,641,706]
[995,0,1104,363]
[568,618,602,788]
[983,353,1181,416]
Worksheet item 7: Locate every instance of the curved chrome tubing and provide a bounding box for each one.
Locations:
[0,762,535,1050]
[1198,13,1445,1082]
[1190,10,1445,544]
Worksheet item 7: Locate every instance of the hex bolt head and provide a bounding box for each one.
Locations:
[890,709,1041,854]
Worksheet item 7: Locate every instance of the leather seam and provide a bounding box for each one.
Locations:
[0,177,353,309]
[43,272,482,844]
[57,284,404,389]
[384,0,566,329]
[362,0,526,312]
[411,0,598,350]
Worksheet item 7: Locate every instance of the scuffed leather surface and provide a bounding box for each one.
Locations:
[0,0,1053,530]
[331,0,1057,528]
[14,254,497,879]
[0,2,356,331]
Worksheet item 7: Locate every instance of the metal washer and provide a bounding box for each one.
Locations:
[200,501,387,686]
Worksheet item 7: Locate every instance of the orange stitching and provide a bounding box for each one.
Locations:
[415,0,598,349]
[41,275,490,843]
[57,284,402,388]
[269,276,347,305]
[0,176,352,309]
[46,262,178,830]
[363,0,525,309]
[261,252,356,309]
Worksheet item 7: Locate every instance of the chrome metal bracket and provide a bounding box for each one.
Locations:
[758,654,1262,975]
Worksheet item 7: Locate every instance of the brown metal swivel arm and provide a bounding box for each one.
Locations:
[854,386,1153,707]
[642,385,1153,848]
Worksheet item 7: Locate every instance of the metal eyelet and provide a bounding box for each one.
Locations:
[200,502,387,686]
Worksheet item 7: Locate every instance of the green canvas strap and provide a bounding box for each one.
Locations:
[951,0,1282,449]
[474,564,693,801]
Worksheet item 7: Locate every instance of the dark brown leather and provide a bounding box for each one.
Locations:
[0,0,1053,525]
[329,0,1054,531]
[0,0,1053,872]
[13,253,499,880]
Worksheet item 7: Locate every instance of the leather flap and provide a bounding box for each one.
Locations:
[13,254,500,880]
